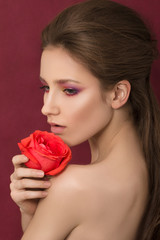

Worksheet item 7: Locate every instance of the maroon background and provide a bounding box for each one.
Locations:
[0,0,160,239]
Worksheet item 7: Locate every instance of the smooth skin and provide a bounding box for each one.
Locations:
[10,47,148,240]
[10,155,51,230]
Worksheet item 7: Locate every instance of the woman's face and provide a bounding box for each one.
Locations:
[40,46,113,146]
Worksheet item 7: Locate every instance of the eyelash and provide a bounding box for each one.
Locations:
[39,86,79,96]
[40,86,49,92]
[63,88,79,96]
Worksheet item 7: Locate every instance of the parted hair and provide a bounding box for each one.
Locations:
[41,0,160,239]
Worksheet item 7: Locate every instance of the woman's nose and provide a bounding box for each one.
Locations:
[41,93,60,116]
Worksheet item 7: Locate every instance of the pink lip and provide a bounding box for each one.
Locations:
[51,126,66,134]
[48,122,66,134]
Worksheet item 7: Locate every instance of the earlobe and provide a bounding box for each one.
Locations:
[111,80,131,109]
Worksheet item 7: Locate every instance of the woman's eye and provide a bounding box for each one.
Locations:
[63,88,79,96]
[40,86,49,93]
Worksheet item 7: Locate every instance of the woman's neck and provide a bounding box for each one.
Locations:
[88,106,135,164]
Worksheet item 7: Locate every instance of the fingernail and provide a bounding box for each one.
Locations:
[44,181,51,187]
[42,191,48,197]
[38,171,44,177]
[23,155,28,161]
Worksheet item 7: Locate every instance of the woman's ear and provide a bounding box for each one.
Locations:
[111,80,131,109]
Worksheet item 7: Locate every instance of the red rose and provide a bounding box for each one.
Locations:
[18,130,72,176]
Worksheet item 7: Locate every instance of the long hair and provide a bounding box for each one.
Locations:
[41,0,160,239]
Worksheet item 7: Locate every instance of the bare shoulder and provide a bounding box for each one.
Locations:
[47,159,148,225]
[38,162,147,239]
[49,160,147,206]
[49,164,86,194]
[46,164,87,212]
[21,165,86,240]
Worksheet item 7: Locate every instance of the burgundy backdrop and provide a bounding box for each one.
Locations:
[1,0,160,239]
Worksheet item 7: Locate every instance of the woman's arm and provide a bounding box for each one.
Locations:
[20,209,34,232]
[10,155,51,231]
[21,166,81,240]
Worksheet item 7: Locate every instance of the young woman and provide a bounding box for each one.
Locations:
[10,0,160,239]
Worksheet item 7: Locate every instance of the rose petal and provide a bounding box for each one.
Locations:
[29,148,60,172]
[18,130,72,175]
[46,149,72,175]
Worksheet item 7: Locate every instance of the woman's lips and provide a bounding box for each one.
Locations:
[49,123,66,134]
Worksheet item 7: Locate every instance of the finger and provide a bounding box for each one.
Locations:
[11,189,48,202]
[12,155,28,168]
[15,178,51,190]
[24,190,48,200]
[15,168,44,179]
[10,173,14,181]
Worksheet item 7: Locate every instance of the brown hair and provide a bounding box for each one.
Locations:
[41,0,160,239]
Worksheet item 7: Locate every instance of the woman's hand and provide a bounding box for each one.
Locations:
[10,155,51,216]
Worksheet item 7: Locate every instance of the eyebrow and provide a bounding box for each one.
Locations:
[39,76,82,84]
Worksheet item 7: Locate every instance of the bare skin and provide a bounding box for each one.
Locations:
[10,47,149,239]
[10,121,148,240]
[10,156,51,231]
[64,124,148,240]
